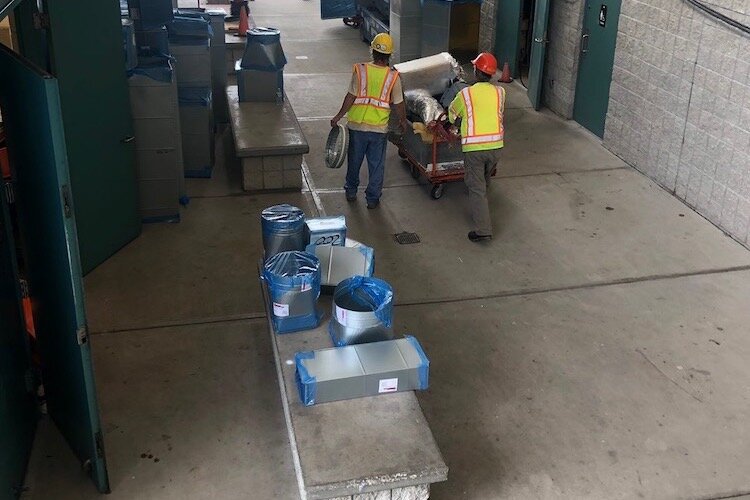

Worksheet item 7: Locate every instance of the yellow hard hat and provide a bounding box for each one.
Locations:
[371,33,393,55]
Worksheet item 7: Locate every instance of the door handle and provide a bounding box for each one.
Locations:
[120,136,135,144]
[534,37,549,44]
[581,34,590,53]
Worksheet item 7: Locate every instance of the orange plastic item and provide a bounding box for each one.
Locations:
[471,52,498,76]
[498,62,513,83]
[238,3,249,37]
[22,296,36,338]
[0,147,9,179]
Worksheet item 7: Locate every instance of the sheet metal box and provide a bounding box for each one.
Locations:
[295,336,429,406]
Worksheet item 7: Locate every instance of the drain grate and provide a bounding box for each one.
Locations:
[394,232,421,245]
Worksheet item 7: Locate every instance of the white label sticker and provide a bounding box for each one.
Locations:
[273,302,289,317]
[312,233,342,246]
[335,306,347,326]
[379,378,399,393]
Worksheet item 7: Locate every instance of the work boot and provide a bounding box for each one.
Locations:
[346,193,356,202]
[366,200,380,209]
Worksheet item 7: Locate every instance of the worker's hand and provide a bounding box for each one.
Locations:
[331,116,341,128]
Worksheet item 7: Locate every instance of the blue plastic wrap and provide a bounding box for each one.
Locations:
[178,86,212,107]
[136,27,170,56]
[262,204,304,231]
[122,20,137,71]
[262,204,306,259]
[320,0,357,19]
[167,15,213,41]
[359,246,375,277]
[263,251,322,333]
[334,276,393,326]
[129,0,174,30]
[404,335,430,390]
[127,59,173,83]
[294,351,317,406]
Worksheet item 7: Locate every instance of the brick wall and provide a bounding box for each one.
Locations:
[542,0,585,117]
[478,0,498,53]
[604,0,750,246]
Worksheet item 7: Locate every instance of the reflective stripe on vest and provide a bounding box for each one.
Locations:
[459,84,505,150]
[347,63,399,127]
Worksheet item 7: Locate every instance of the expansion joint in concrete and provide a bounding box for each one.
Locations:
[394,265,750,309]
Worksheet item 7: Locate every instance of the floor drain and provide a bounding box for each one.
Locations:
[394,232,421,245]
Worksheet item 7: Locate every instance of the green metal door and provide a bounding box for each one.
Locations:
[493,1,522,78]
[0,45,110,494]
[0,165,37,499]
[573,0,621,137]
[526,0,551,110]
[44,0,141,274]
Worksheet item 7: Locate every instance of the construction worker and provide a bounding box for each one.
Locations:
[331,33,408,209]
[448,52,506,242]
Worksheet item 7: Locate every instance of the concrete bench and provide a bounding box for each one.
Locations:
[227,86,309,191]
[259,278,449,499]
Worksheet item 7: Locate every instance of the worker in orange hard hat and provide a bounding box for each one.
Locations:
[448,52,506,242]
[331,33,408,209]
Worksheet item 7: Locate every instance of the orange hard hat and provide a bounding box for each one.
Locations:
[472,52,498,75]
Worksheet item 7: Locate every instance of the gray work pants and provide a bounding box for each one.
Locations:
[463,148,502,236]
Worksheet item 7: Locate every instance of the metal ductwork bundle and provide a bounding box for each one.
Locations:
[394,52,464,97]
[329,276,393,347]
[405,89,445,124]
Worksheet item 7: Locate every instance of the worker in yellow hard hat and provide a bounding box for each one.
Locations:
[448,52,506,242]
[331,33,408,209]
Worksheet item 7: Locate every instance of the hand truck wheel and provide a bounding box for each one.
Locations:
[430,183,444,199]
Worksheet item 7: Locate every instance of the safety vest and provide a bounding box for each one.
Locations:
[347,63,399,127]
[451,82,506,152]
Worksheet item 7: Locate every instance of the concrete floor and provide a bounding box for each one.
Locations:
[21,0,750,499]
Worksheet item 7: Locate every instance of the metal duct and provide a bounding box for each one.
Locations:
[405,89,445,124]
[329,277,393,346]
[394,52,464,96]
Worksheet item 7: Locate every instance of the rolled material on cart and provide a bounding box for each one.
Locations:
[261,204,306,260]
[329,276,393,347]
[305,243,375,289]
[394,52,463,96]
[405,89,445,125]
[263,251,322,333]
